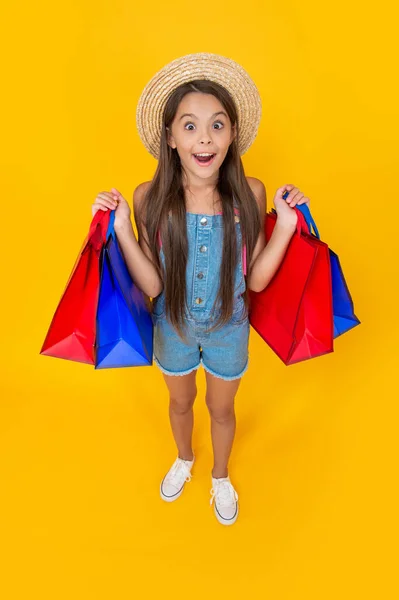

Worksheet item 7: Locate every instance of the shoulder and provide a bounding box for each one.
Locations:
[133,180,152,208]
[134,180,152,196]
[245,176,267,213]
[132,180,152,221]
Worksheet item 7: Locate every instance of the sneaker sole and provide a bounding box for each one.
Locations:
[213,502,239,525]
[160,457,195,502]
[160,475,188,502]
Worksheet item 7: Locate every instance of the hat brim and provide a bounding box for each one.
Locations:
[136,52,262,160]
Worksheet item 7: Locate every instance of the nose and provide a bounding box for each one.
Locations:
[198,131,213,145]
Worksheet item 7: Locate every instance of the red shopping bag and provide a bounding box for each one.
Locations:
[40,209,111,364]
[249,209,334,365]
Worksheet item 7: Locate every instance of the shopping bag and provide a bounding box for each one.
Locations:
[249,207,334,365]
[40,209,111,364]
[296,203,361,337]
[95,210,153,368]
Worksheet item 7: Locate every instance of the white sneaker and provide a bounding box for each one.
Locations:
[160,454,195,502]
[210,475,239,525]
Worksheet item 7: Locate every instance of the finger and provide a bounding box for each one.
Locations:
[281,183,297,201]
[297,197,310,205]
[111,187,122,198]
[100,200,117,210]
[107,191,123,203]
[283,186,298,203]
[95,199,116,210]
[98,192,119,202]
[280,184,294,195]
[289,191,304,206]
[96,193,118,208]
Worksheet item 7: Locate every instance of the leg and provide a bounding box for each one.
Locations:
[204,370,242,478]
[162,370,198,461]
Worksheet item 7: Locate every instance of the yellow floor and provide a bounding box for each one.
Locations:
[1,1,398,596]
[1,314,396,598]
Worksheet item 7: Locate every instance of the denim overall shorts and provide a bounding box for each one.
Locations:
[151,204,250,381]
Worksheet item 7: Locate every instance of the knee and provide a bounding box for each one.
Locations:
[205,395,235,423]
[169,390,197,415]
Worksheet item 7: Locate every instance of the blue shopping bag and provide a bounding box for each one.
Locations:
[95,210,154,368]
[294,202,361,338]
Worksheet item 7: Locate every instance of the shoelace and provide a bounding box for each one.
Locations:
[165,458,193,489]
[210,478,239,507]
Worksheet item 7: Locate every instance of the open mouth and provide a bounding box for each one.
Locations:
[192,153,216,167]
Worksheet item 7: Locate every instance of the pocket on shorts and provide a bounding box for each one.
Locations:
[229,295,248,325]
[151,293,166,321]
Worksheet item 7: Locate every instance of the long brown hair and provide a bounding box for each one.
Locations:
[136,80,261,341]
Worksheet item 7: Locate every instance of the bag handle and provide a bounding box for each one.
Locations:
[278,191,320,239]
[295,203,320,239]
[105,208,116,241]
[87,208,112,251]
[88,207,111,239]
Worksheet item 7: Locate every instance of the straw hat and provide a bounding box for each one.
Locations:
[136,52,262,160]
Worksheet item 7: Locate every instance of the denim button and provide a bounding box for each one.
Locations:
[195,297,203,304]
[199,245,207,253]
[197,272,204,279]
[200,217,208,226]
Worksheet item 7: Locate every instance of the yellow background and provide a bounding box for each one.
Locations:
[1,1,398,597]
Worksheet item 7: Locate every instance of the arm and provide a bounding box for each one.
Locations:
[246,178,296,293]
[114,182,164,298]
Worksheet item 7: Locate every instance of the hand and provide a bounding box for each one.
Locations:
[91,187,131,228]
[273,184,311,230]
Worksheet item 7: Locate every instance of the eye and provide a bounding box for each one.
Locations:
[183,120,225,131]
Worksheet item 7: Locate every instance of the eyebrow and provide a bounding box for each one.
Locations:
[178,111,228,121]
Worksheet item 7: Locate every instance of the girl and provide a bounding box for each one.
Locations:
[91,53,310,526]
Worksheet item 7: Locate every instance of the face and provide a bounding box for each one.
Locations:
[166,92,236,185]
